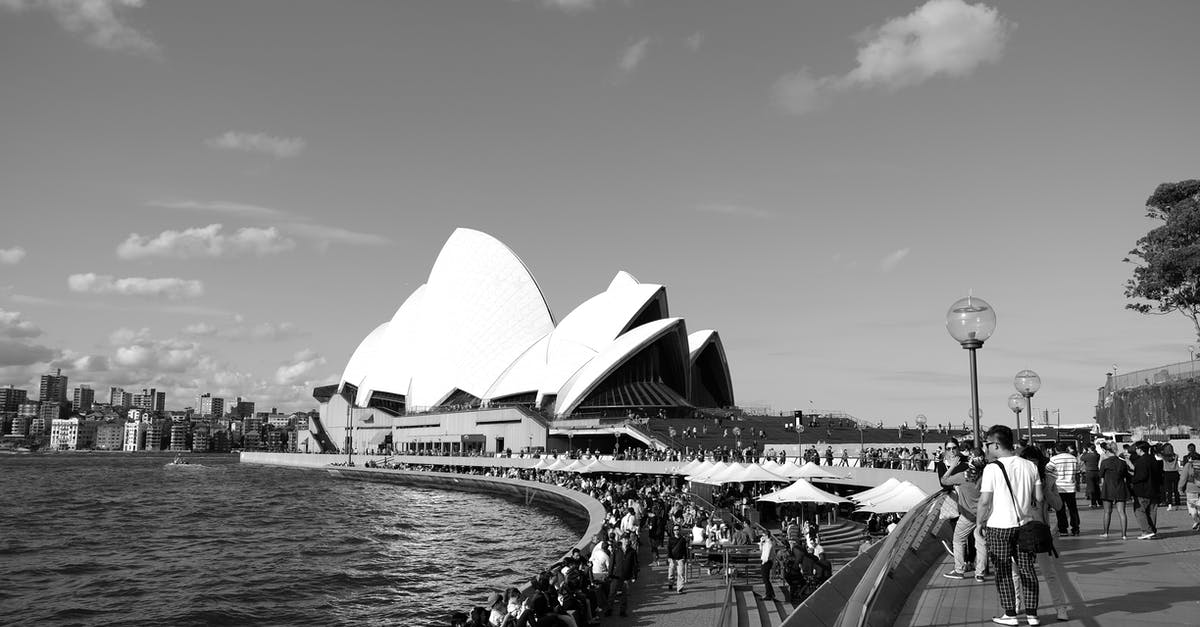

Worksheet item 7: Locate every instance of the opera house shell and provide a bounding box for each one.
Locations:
[308,228,732,454]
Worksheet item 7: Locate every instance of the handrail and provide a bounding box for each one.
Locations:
[835,490,948,627]
[712,578,737,627]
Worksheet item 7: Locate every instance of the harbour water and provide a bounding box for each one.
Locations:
[0,453,582,626]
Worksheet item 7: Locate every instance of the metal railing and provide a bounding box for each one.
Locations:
[1107,360,1200,392]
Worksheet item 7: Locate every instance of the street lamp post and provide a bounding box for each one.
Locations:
[1008,392,1025,443]
[1014,370,1041,446]
[946,295,997,447]
[915,414,927,449]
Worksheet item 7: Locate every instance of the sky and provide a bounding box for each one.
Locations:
[2,0,1199,426]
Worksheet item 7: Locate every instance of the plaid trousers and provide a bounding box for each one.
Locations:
[984,526,1038,615]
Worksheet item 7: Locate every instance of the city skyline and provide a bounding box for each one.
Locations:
[3,1,1200,424]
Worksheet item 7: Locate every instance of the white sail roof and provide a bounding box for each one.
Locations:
[555,317,687,416]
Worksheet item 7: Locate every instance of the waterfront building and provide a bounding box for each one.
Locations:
[0,385,28,412]
[122,420,144,451]
[210,429,230,453]
[72,386,95,413]
[192,424,210,452]
[94,420,123,450]
[39,369,68,403]
[266,412,290,428]
[50,417,97,450]
[198,394,224,419]
[132,388,165,413]
[304,229,734,455]
[169,418,190,451]
[144,420,165,451]
[109,386,133,409]
[242,416,263,450]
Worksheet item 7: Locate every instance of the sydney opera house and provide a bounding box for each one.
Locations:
[303,229,733,456]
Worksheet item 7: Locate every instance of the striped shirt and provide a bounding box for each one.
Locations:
[1047,452,1079,493]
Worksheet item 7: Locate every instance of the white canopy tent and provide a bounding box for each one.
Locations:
[757,478,851,505]
[729,464,790,484]
[857,483,929,514]
[792,461,845,481]
[849,478,902,504]
[686,461,730,483]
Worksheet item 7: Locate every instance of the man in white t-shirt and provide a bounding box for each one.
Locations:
[977,425,1043,627]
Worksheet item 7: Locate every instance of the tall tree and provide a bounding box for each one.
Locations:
[1125,179,1200,341]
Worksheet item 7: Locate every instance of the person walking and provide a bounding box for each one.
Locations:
[1098,441,1131,539]
[1180,451,1200,531]
[758,532,777,601]
[977,425,1043,626]
[1161,444,1181,511]
[608,534,639,617]
[665,525,690,593]
[1130,440,1162,539]
[1079,443,1102,509]
[1047,442,1081,536]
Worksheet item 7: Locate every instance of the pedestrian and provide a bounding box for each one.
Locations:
[942,450,989,582]
[1160,444,1180,511]
[977,424,1042,626]
[666,524,689,593]
[758,531,777,601]
[1047,442,1081,536]
[1129,440,1163,539]
[1097,440,1130,539]
[608,534,638,617]
[1179,451,1200,531]
[1079,443,1102,509]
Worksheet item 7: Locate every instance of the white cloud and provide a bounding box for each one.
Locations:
[146,199,289,219]
[0,246,26,264]
[774,0,1014,114]
[68,273,204,300]
[283,222,391,248]
[181,320,306,342]
[538,0,595,13]
[694,204,774,219]
[274,349,326,385]
[117,223,296,259]
[0,0,159,55]
[0,308,42,338]
[0,338,57,366]
[879,248,911,272]
[205,131,306,158]
[686,32,704,52]
[619,38,650,75]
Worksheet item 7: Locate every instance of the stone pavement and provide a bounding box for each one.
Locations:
[895,503,1200,626]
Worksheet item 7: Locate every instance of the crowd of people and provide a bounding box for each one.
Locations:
[931,426,1200,626]
[368,458,844,624]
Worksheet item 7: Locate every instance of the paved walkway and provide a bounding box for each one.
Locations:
[896,503,1200,626]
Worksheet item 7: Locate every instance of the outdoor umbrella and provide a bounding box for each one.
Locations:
[686,460,729,483]
[729,464,790,484]
[849,477,902,503]
[792,461,844,481]
[857,483,929,514]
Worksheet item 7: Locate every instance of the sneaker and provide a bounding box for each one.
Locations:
[992,615,1020,626]
[1071,530,1080,536]
[1027,614,1041,626]
[1137,532,1155,540]
[943,570,966,579]
[975,575,986,583]
[1121,535,1128,540]
[1099,533,1108,539]
[1191,522,1199,531]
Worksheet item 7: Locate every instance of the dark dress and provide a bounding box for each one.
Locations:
[1099,455,1130,502]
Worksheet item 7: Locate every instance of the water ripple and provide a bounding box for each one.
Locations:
[0,454,582,625]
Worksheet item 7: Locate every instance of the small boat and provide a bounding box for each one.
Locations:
[165,455,203,468]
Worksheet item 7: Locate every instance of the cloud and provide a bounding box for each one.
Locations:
[181,320,306,342]
[685,32,704,52]
[0,309,43,338]
[146,199,288,219]
[537,0,595,12]
[0,246,26,264]
[68,273,204,300]
[117,223,296,259]
[618,38,650,75]
[283,222,391,248]
[774,0,1014,114]
[879,248,911,272]
[694,204,774,219]
[0,0,159,55]
[205,131,306,159]
[0,338,57,367]
[275,349,326,385]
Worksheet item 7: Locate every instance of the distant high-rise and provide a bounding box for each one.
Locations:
[109,387,133,409]
[132,388,165,413]
[235,397,255,419]
[40,369,68,403]
[198,393,224,418]
[72,386,95,413]
[0,386,28,412]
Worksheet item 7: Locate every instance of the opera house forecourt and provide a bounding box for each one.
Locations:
[300,228,735,457]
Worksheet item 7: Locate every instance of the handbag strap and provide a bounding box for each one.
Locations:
[992,460,1027,525]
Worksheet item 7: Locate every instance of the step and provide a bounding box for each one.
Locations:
[755,593,786,627]
[735,585,760,627]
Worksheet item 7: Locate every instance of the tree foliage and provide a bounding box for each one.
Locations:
[1125,179,1200,341]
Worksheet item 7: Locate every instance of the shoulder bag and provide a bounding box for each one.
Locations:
[994,460,1058,558]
